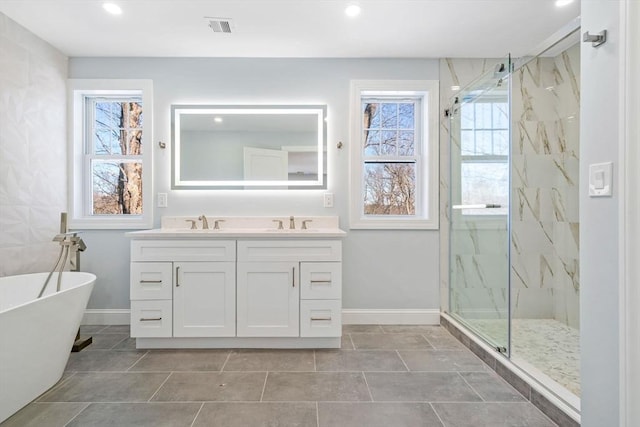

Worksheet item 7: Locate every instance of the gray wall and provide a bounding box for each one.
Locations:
[580,1,620,425]
[68,57,441,312]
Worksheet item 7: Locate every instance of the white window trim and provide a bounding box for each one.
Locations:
[349,79,439,230]
[68,79,153,229]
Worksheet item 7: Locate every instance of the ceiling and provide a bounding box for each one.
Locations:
[0,0,580,58]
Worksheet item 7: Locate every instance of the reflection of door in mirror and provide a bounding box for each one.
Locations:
[243,147,288,180]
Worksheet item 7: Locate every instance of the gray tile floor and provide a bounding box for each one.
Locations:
[2,325,558,427]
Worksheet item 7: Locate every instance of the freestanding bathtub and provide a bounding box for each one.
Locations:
[0,271,95,423]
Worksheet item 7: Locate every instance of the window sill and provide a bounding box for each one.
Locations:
[349,217,439,230]
[69,216,152,230]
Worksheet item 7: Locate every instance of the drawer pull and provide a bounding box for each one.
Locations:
[176,266,180,287]
[139,280,162,284]
[140,317,162,322]
[311,316,332,321]
[310,280,332,284]
[292,267,296,287]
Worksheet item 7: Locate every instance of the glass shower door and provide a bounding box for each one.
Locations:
[448,60,511,352]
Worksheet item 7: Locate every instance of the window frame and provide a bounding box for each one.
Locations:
[457,96,509,218]
[68,79,153,229]
[349,80,439,230]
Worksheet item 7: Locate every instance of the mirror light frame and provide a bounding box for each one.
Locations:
[171,104,327,189]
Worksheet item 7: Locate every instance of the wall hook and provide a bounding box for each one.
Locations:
[583,30,607,48]
[337,141,343,149]
[158,141,166,149]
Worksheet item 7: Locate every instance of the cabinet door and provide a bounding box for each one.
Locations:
[173,262,236,337]
[237,262,299,337]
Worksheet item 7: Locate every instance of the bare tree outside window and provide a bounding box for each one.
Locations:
[91,100,143,215]
[459,100,509,215]
[362,100,418,215]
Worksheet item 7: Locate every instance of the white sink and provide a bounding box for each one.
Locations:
[126,216,346,238]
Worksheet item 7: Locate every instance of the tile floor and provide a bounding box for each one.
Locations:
[467,319,580,396]
[2,325,558,427]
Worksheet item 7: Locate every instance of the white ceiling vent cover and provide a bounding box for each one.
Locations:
[206,17,233,33]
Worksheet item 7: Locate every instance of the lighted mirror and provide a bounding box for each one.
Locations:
[171,105,327,189]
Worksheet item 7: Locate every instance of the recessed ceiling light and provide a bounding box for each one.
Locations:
[103,3,122,15]
[345,3,361,17]
[555,0,574,7]
[214,117,223,123]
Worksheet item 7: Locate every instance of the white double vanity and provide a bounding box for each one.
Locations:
[127,216,345,349]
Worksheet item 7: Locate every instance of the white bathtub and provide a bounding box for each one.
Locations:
[0,272,95,423]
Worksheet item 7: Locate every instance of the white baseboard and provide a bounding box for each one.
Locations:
[82,309,130,325]
[82,308,440,326]
[342,309,440,325]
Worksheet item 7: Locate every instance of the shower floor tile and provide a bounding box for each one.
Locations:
[467,318,581,396]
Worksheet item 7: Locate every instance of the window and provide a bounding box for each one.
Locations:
[349,80,439,229]
[459,97,509,216]
[69,80,153,229]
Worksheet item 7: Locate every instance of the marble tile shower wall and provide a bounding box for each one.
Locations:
[439,46,580,329]
[0,13,69,276]
[511,44,580,328]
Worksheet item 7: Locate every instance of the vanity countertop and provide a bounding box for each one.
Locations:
[126,216,347,239]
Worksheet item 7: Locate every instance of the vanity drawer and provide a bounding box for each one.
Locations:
[300,299,342,338]
[131,240,236,262]
[130,262,173,300]
[238,240,341,262]
[130,300,172,337]
[300,262,342,300]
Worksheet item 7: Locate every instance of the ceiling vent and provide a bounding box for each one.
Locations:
[206,17,233,33]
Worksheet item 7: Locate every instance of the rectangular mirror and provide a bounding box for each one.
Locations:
[172,105,327,189]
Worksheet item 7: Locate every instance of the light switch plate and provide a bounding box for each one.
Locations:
[589,162,613,197]
[157,192,168,208]
[323,193,334,208]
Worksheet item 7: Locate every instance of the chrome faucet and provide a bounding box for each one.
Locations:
[289,216,295,229]
[199,215,209,230]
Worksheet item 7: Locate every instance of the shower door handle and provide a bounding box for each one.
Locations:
[452,204,503,209]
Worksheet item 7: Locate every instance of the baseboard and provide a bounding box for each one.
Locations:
[341,309,440,325]
[82,309,130,325]
[82,308,440,326]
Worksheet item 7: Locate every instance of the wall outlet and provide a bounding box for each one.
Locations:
[157,192,168,208]
[323,192,334,208]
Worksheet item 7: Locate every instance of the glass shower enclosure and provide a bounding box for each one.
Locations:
[448,59,511,354]
[448,31,581,402]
